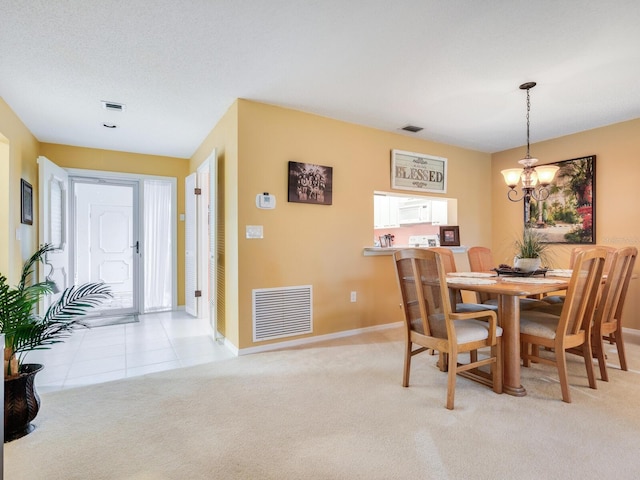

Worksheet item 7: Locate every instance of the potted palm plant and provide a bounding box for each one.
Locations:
[1,243,111,441]
[513,228,550,272]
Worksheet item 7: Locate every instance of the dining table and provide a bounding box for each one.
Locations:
[446,272,570,396]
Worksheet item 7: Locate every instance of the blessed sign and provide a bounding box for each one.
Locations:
[391,149,447,194]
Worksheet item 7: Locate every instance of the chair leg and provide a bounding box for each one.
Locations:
[438,352,448,372]
[557,350,572,403]
[531,344,540,359]
[614,329,629,372]
[446,350,457,410]
[593,335,609,382]
[581,341,597,389]
[403,340,412,387]
[522,342,531,368]
[470,349,478,363]
[492,339,503,394]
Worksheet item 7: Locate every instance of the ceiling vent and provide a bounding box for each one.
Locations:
[401,125,424,133]
[101,101,126,112]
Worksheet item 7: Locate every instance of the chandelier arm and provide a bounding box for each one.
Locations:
[531,186,550,202]
[506,188,526,202]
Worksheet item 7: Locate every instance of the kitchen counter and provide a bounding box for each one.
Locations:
[363,246,468,256]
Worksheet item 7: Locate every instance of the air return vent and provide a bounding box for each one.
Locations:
[101,100,126,112]
[253,285,312,341]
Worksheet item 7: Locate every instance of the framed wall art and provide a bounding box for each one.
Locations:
[287,161,333,205]
[439,225,460,246]
[527,155,595,244]
[391,149,447,194]
[21,179,33,225]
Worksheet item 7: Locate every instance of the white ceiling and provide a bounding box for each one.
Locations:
[2,1,640,159]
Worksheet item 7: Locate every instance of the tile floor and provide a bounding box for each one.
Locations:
[27,310,235,393]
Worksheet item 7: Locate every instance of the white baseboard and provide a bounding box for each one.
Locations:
[233,322,403,356]
[622,327,640,345]
[221,324,640,356]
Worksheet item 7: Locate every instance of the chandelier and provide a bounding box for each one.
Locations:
[501,82,559,203]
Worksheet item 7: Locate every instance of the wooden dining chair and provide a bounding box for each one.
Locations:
[393,248,503,410]
[542,245,617,304]
[467,246,548,309]
[430,247,498,313]
[590,246,637,381]
[519,248,606,403]
[466,246,494,305]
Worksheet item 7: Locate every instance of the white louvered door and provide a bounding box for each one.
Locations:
[185,173,197,316]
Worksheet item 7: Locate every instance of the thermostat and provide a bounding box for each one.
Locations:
[256,192,276,209]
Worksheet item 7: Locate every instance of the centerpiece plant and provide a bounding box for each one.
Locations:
[513,228,550,271]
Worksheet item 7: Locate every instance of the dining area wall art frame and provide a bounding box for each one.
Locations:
[391,149,447,194]
[527,155,595,244]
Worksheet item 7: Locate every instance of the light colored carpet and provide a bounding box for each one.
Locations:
[5,327,640,479]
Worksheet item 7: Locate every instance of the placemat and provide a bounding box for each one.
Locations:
[446,277,497,285]
[499,277,567,284]
[447,272,497,278]
[546,269,573,277]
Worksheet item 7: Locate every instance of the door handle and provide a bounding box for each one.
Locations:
[131,241,139,254]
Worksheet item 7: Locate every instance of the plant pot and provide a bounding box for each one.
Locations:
[4,363,43,442]
[514,257,541,272]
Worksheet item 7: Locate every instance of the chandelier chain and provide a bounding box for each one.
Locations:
[525,88,531,159]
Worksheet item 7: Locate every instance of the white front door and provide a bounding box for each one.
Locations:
[90,204,134,311]
[72,179,140,316]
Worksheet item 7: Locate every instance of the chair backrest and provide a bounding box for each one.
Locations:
[570,245,616,274]
[468,246,494,272]
[559,248,607,338]
[613,246,637,324]
[429,247,457,273]
[596,246,638,331]
[429,247,464,305]
[393,248,453,340]
[467,246,497,303]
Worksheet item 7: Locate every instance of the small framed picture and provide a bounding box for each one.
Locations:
[439,226,460,246]
[21,179,33,225]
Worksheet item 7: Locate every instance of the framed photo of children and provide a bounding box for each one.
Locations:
[527,155,595,244]
[287,161,333,205]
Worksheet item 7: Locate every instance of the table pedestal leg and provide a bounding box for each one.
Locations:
[499,295,527,396]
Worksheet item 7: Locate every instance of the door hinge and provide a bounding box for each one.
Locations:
[194,188,202,195]
[195,290,202,297]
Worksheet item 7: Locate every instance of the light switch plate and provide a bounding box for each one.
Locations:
[246,225,263,239]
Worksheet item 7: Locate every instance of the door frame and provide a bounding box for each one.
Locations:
[66,168,178,312]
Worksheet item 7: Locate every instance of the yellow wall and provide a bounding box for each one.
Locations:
[491,118,640,329]
[219,100,493,349]
[0,97,40,283]
[189,102,240,346]
[38,143,190,305]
